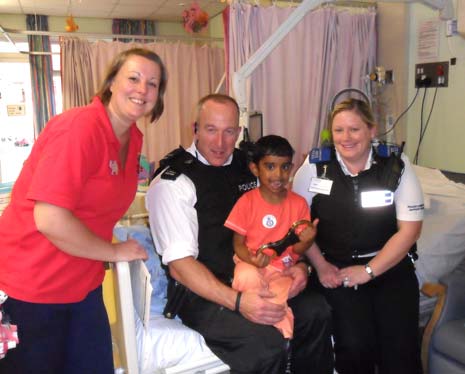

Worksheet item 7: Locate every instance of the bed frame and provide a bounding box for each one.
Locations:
[107,260,230,374]
[105,193,229,374]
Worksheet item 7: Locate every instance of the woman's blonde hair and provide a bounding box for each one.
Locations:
[95,48,168,123]
[329,98,377,130]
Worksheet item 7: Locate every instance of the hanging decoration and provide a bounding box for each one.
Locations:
[65,15,79,32]
[65,0,79,32]
[182,2,209,34]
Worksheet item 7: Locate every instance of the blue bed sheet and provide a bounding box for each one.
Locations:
[113,225,168,315]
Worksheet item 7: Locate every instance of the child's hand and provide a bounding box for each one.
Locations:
[249,251,273,268]
[298,219,319,244]
[292,219,319,255]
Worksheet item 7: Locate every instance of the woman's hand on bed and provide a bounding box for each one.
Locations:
[113,239,148,262]
[239,289,287,325]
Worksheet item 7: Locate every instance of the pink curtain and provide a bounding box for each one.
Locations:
[222,6,231,93]
[228,4,376,165]
[61,39,224,166]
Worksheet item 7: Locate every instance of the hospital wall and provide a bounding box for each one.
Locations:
[405,2,465,173]
[377,1,464,173]
[1,4,464,172]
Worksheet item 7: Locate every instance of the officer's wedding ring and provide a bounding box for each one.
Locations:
[343,277,350,288]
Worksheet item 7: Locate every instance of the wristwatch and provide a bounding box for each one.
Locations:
[297,259,312,276]
[306,265,312,276]
[365,264,375,279]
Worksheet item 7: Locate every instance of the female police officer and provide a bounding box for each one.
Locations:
[293,98,424,374]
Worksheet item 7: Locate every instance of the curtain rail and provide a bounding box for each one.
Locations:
[0,26,223,43]
[0,25,223,55]
[0,25,55,55]
[232,0,375,8]
[321,0,377,8]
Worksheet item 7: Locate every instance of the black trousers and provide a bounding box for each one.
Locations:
[179,284,334,374]
[0,286,113,374]
[312,256,422,374]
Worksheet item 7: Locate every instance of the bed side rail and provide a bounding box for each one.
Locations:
[114,260,139,374]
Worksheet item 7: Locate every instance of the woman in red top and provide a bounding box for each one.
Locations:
[0,48,167,374]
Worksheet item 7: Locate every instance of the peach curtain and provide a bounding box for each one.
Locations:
[61,38,224,166]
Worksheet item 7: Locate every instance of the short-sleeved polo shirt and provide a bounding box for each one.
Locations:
[0,97,143,303]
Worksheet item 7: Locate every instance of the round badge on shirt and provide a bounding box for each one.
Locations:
[262,214,277,228]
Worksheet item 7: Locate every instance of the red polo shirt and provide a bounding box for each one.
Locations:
[0,97,142,303]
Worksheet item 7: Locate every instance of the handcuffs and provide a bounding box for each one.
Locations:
[257,219,313,256]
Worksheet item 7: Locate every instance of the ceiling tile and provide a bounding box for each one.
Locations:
[0,0,231,21]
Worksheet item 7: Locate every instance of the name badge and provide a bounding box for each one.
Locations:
[309,177,333,195]
[361,190,394,208]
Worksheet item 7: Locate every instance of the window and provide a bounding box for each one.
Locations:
[0,40,62,183]
[51,42,63,115]
[0,61,34,182]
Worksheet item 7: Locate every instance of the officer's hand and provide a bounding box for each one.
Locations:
[238,289,287,325]
[337,265,371,289]
[317,261,341,288]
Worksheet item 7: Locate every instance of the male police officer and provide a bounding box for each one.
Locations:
[146,94,333,374]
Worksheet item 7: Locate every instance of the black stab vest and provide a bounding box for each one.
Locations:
[158,148,257,282]
[311,150,400,263]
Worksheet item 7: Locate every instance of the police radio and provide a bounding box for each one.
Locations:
[375,142,403,158]
[309,146,332,163]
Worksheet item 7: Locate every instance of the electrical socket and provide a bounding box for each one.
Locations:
[446,19,458,37]
[415,61,449,88]
[385,70,394,84]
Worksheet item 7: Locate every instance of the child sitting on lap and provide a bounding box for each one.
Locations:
[225,135,317,339]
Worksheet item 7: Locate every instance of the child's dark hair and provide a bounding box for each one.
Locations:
[252,135,294,164]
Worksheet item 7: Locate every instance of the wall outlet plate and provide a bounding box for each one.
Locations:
[415,61,449,88]
[446,19,458,37]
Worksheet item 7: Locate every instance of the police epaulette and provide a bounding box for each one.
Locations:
[151,146,186,182]
[161,167,181,180]
[159,147,185,167]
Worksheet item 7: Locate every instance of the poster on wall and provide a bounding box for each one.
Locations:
[417,19,440,62]
[6,105,26,116]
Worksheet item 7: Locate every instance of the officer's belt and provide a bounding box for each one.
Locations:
[322,249,380,264]
[352,250,379,259]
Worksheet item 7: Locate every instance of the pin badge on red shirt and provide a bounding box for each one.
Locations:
[109,160,118,175]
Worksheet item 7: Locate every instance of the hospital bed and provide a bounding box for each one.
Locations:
[104,223,230,374]
[103,165,465,374]
[413,166,465,327]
